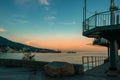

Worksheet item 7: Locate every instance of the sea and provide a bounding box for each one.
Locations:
[0,52,107,64]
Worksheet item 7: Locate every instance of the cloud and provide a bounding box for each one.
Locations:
[12,15,29,24]
[39,0,50,11]
[13,14,25,19]
[23,40,43,48]
[8,19,29,25]
[86,43,93,46]
[51,12,57,15]
[45,16,56,21]
[48,22,55,25]
[15,0,50,6]
[44,15,56,25]
[60,21,76,25]
[39,0,49,6]
[14,0,30,5]
[0,28,6,32]
[24,40,38,45]
[16,19,29,24]
[45,6,49,11]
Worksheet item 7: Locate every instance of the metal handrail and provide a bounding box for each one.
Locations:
[82,56,107,71]
[83,10,120,32]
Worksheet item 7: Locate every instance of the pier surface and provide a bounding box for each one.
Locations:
[0,62,120,80]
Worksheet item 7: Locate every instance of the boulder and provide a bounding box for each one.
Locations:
[44,61,75,76]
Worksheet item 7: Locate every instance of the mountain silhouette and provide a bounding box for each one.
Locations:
[0,36,58,53]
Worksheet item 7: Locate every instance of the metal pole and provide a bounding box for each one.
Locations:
[83,8,85,32]
[87,57,89,70]
[82,56,84,70]
[109,0,118,70]
[117,15,119,24]
[95,12,97,27]
[91,57,93,68]
[84,0,86,30]
[108,45,110,61]
[95,57,97,67]
[110,0,118,25]
[85,0,86,21]
[83,0,87,32]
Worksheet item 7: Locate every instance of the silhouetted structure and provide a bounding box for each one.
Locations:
[83,0,120,70]
[22,53,35,61]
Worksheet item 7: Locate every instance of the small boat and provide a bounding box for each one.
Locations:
[67,51,76,53]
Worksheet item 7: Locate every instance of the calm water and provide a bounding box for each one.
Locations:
[0,52,107,64]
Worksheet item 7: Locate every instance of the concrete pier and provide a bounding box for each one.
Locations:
[109,40,118,70]
[0,59,49,68]
[0,60,120,80]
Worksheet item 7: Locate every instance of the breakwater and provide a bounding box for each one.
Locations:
[0,59,84,74]
[0,59,49,68]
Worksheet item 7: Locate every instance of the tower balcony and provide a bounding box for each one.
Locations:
[83,10,120,39]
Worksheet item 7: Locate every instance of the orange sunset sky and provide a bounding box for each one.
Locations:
[0,0,112,52]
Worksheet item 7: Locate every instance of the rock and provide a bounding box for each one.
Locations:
[44,61,75,76]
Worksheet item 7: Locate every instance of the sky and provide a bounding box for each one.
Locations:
[0,0,120,52]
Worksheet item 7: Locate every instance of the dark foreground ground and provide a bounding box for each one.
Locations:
[0,62,120,80]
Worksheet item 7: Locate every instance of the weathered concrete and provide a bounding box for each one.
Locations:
[0,59,49,68]
[2,59,120,80]
[0,62,120,80]
[0,59,83,73]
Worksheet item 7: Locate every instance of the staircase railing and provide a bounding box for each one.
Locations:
[82,56,107,71]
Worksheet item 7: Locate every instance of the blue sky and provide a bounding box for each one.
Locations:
[0,0,119,51]
[0,0,83,39]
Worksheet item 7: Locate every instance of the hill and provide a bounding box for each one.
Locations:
[0,36,59,53]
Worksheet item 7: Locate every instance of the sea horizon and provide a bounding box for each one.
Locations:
[0,52,108,64]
